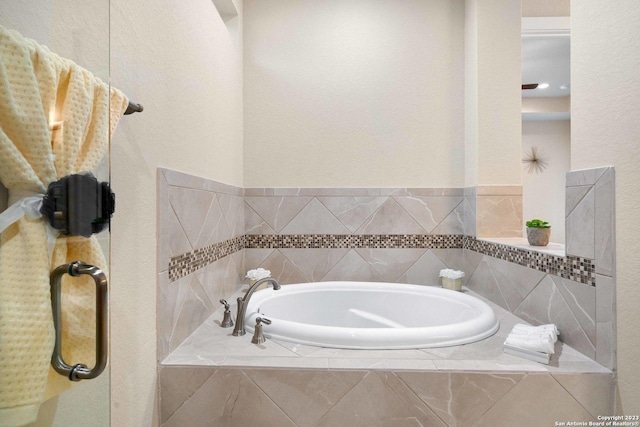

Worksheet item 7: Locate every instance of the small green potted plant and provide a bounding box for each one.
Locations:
[525,219,551,246]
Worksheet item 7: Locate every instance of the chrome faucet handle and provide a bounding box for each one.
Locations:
[251,317,271,344]
[219,299,234,328]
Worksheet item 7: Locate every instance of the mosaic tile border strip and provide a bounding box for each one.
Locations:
[244,234,464,249]
[168,236,245,282]
[168,234,463,282]
[464,237,596,286]
[168,234,596,286]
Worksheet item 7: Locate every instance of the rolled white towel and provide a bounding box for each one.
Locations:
[504,335,556,354]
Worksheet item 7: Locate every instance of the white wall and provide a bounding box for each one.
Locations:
[522,120,570,243]
[109,0,243,425]
[465,0,522,187]
[572,0,640,413]
[243,0,465,188]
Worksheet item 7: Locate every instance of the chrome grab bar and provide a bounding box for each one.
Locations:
[50,261,108,381]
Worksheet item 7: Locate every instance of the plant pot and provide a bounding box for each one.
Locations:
[526,227,551,246]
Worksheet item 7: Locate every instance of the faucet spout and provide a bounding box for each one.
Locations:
[232,277,281,336]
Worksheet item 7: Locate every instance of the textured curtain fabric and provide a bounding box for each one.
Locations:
[0,25,128,426]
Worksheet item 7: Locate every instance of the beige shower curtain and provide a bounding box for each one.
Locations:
[0,25,128,426]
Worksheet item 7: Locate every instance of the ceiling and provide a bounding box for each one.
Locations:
[522,35,570,98]
[521,16,570,100]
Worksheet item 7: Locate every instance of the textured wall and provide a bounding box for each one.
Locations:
[464,0,522,187]
[572,0,640,413]
[109,1,244,425]
[243,0,465,188]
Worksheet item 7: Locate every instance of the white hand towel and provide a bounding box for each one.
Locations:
[504,335,556,354]
[512,323,559,336]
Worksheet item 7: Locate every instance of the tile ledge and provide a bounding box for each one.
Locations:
[477,237,566,257]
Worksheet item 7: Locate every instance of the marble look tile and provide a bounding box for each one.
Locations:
[393,196,463,233]
[244,203,276,235]
[485,256,545,312]
[397,250,448,286]
[466,256,509,310]
[244,248,275,270]
[432,359,484,371]
[196,256,244,310]
[169,318,301,359]
[355,248,427,282]
[472,374,594,427]
[157,169,170,273]
[158,271,184,360]
[596,274,616,369]
[316,371,446,427]
[420,346,459,359]
[246,369,366,426]
[594,168,615,276]
[552,373,615,418]
[168,186,215,247]
[476,195,523,238]
[194,195,232,249]
[566,167,608,187]
[162,369,296,427]
[244,196,312,233]
[169,275,215,353]
[566,185,592,216]
[258,250,308,284]
[476,185,522,196]
[354,198,425,234]
[327,358,438,370]
[566,186,595,259]
[280,198,351,234]
[160,366,216,423]
[303,347,437,360]
[514,276,595,359]
[317,196,388,232]
[445,331,511,361]
[431,248,464,272]
[462,249,484,284]
[218,194,244,238]
[551,276,596,344]
[463,196,477,237]
[279,248,350,282]
[397,372,522,427]
[244,188,274,196]
[165,205,193,271]
[162,168,209,190]
[431,201,465,235]
[322,250,384,282]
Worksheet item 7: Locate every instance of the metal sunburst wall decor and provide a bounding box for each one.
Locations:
[522,146,549,174]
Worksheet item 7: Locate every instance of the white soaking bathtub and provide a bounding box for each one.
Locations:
[244,281,499,350]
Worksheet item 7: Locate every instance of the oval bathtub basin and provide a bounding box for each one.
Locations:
[244,281,499,350]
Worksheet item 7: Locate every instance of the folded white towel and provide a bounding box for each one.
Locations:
[503,323,559,355]
[504,335,556,354]
[512,323,559,336]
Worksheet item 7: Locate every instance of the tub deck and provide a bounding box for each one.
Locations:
[163,287,610,374]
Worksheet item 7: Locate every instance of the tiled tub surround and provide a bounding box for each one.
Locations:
[159,168,616,367]
[243,187,466,286]
[158,171,615,426]
[157,168,245,360]
[159,288,614,427]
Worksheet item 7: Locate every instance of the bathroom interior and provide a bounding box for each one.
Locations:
[0,0,638,426]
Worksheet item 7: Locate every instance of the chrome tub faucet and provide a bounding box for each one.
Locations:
[232,277,281,336]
